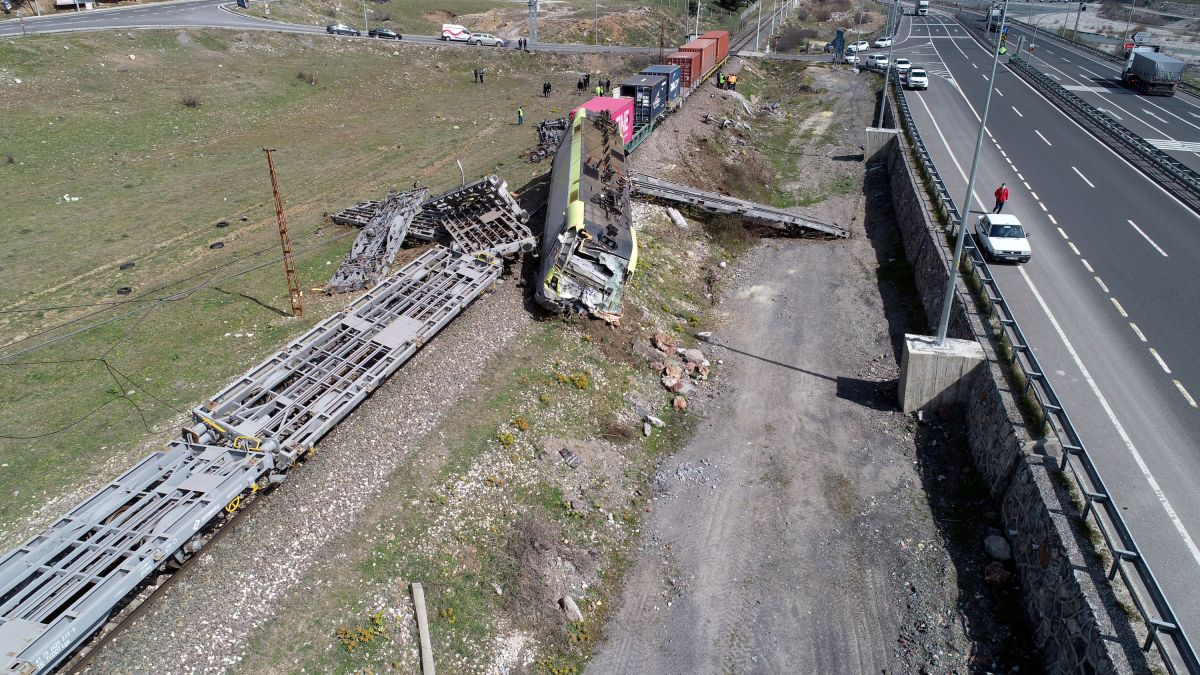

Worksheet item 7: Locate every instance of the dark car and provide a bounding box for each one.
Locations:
[368,28,401,40]
[326,23,361,37]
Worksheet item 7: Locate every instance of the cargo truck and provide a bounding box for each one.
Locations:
[1122,46,1187,96]
[917,0,928,15]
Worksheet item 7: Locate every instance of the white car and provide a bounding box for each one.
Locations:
[469,32,506,47]
[906,67,929,89]
[868,53,890,69]
[894,58,912,75]
[847,40,870,52]
[873,36,894,48]
[974,214,1031,263]
[843,53,862,65]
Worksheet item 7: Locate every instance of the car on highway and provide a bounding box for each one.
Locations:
[868,53,890,69]
[974,214,1031,263]
[873,36,894,48]
[843,52,862,66]
[847,40,870,52]
[469,32,507,47]
[894,57,912,75]
[326,23,361,36]
[906,67,929,89]
[368,28,401,40]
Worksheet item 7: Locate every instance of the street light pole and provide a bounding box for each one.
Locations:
[1071,1,1082,41]
[1122,0,1137,41]
[935,0,1009,346]
[876,0,900,127]
[769,0,778,51]
[363,0,368,33]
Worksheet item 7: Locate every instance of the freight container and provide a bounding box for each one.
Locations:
[700,30,730,64]
[570,96,634,145]
[680,38,718,83]
[619,75,668,126]
[1123,47,1186,96]
[641,64,682,103]
[666,50,702,88]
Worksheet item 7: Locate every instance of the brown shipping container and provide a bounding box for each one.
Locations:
[700,30,730,63]
[666,50,702,88]
[680,38,717,83]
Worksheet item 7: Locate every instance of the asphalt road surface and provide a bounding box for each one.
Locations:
[885,8,1200,645]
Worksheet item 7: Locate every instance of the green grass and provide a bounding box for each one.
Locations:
[0,29,647,538]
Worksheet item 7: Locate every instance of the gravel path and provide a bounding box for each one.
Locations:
[85,278,531,673]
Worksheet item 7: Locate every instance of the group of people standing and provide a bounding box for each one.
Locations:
[575,73,612,96]
[717,72,738,90]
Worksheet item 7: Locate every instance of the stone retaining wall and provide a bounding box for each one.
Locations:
[882,136,1151,674]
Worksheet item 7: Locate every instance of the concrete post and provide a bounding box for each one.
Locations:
[899,334,985,412]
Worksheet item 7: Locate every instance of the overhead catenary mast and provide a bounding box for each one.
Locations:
[262,148,304,318]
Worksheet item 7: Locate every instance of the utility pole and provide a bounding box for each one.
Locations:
[876,0,899,127]
[755,0,762,51]
[769,0,777,51]
[695,1,702,37]
[936,0,1009,345]
[362,0,368,34]
[528,0,537,51]
[594,0,599,45]
[1071,1,1082,40]
[262,148,304,318]
[1122,0,1137,41]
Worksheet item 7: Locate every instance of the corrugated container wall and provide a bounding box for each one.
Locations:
[665,50,702,88]
[641,64,682,103]
[680,38,718,83]
[572,96,635,145]
[618,75,667,126]
[700,30,730,63]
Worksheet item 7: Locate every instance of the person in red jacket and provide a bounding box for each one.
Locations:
[993,183,1009,213]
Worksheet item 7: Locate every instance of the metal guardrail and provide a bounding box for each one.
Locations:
[955,12,1200,212]
[888,66,1200,674]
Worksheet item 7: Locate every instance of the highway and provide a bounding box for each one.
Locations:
[874,8,1200,642]
[997,12,1200,173]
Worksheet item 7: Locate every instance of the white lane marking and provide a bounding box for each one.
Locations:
[972,62,978,69]
[1048,214,1058,226]
[1012,106,1023,117]
[1001,150,1008,158]
[1030,191,1040,201]
[1082,259,1094,273]
[1095,276,1109,293]
[1068,242,1080,255]
[1141,108,1167,124]
[1011,165,1019,173]
[1057,226,1067,238]
[1097,107,1123,121]
[1080,66,1102,78]
[1039,202,1048,212]
[996,88,1004,97]
[1016,172,1024,180]
[1176,381,1199,408]
[982,73,989,81]
[1016,265,1200,567]
[1112,298,1128,317]
[1072,166,1095,188]
[913,94,988,208]
[1035,129,1052,146]
[1150,348,1171,374]
[1131,323,1147,342]
[1128,220,1168,257]
[1145,139,1200,153]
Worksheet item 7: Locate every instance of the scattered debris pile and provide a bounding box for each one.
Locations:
[648,330,711,411]
[329,200,383,228]
[327,188,428,293]
[413,175,534,257]
[523,118,570,163]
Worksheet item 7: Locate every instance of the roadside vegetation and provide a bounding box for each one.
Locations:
[0,29,647,541]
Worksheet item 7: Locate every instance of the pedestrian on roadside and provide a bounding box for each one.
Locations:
[993,183,1009,213]
[729,73,738,90]
[577,78,585,93]
[479,69,486,84]
[718,72,726,89]
[584,73,591,88]
[595,85,603,96]
[604,78,611,93]
[473,68,479,83]
[517,107,524,125]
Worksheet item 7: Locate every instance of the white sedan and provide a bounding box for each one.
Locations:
[906,67,929,89]
[873,36,894,48]
[894,57,912,75]
[846,40,870,52]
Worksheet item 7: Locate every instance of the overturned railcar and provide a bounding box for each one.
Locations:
[536,109,637,319]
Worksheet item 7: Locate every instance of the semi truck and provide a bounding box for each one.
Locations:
[1122,45,1187,96]
[917,0,928,15]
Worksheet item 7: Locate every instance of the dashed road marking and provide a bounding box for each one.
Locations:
[1095,276,1109,293]
[1128,220,1168,257]
[1048,214,1058,226]
[1112,297,1128,317]
[1023,181,1032,190]
[1176,381,1198,408]
[996,88,1004,97]
[1068,242,1080,255]
[1082,259,1094,273]
[1072,166,1095,188]
[1016,172,1024,180]
[1097,107,1123,121]
[1150,348,1171,374]
[1141,108,1167,124]
[1039,202,1048,212]
[1012,106,1023,117]
[1030,191,1040,201]
[1131,323,1147,342]
[1035,129,1052,146]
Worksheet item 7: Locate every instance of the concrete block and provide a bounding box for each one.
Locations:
[899,333,985,412]
[864,127,899,163]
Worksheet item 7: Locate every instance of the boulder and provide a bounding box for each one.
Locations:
[673,396,688,410]
[984,534,1012,561]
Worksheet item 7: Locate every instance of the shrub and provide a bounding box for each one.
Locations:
[181,94,201,108]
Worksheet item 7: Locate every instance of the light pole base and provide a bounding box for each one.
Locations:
[899,333,985,413]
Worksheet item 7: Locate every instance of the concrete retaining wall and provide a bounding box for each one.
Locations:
[883,136,1151,674]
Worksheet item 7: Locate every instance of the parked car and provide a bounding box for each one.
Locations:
[847,40,870,52]
[368,28,401,40]
[873,35,894,48]
[907,67,929,89]
[843,53,862,65]
[894,57,912,75]
[441,23,472,42]
[974,214,1031,263]
[469,32,507,47]
[326,23,361,37]
[868,53,890,69]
